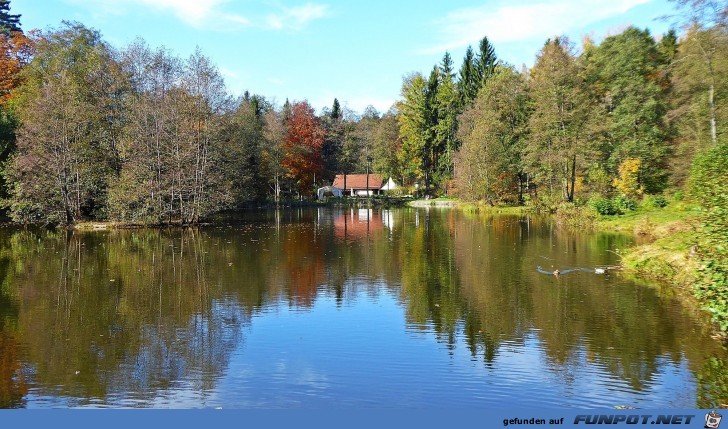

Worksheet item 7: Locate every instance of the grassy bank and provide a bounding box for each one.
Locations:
[407,197,459,208]
[595,200,728,335]
[597,201,701,294]
[433,199,532,215]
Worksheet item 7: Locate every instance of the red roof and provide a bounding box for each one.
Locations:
[332,174,383,190]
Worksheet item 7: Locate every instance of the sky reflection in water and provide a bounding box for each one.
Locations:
[0,208,725,408]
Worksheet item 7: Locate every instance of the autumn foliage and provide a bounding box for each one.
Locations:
[0,30,33,104]
[282,101,325,197]
[613,158,644,198]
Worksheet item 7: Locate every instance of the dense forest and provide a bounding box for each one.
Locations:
[0,0,724,225]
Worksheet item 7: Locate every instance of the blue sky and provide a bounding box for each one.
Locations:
[13,0,676,114]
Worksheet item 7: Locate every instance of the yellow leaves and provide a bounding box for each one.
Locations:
[612,158,644,198]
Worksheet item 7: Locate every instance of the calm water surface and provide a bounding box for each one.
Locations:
[0,208,726,408]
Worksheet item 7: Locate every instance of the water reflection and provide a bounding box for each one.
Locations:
[0,208,725,408]
[0,230,246,407]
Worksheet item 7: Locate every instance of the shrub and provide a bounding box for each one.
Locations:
[612,195,637,212]
[531,193,561,213]
[652,195,668,208]
[588,195,618,215]
[690,143,728,331]
[642,194,668,208]
[555,203,597,228]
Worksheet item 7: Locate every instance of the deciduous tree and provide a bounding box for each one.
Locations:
[584,27,672,193]
[6,23,122,223]
[282,101,325,197]
[525,37,593,202]
[456,66,529,203]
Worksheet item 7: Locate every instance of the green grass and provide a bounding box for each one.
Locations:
[620,229,699,288]
[456,201,532,215]
[407,198,459,207]
[597,200,705,308]
[597,200,699,233]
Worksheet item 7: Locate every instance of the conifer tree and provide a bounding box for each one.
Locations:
[434,52,460,181]
[0,0,20,34]
[474,36,498,85]
[458,46,478,106]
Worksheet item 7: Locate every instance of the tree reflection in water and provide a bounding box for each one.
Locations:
[0,208,725,407]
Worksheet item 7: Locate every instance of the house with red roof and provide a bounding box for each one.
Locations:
[331,174,397,196]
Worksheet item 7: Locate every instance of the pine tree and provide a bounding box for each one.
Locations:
[457,36,498,108]
[474,36,498,86]
[0,0,20,34]
[458,46,477,106]
[423,66,440,192]
[397,72,429,187]
[321,98,343,181]
[658,29,679,63]
[331,98,341,120]
[434,52,460,181]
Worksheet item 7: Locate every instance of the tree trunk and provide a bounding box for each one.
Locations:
[568,155,576,202]
[695,32,718,146]
[274,173,280,204]
[62,183,73,225]
[710,81,717,145]
[517,172,524,205]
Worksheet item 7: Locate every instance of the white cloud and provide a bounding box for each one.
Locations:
[139,0,228,27]
[265,3,330,31]
[68,0,239,28]
[420,0,652,54]
[67,0,326,31]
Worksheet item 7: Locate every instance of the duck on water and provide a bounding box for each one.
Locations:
[536,266,614,276]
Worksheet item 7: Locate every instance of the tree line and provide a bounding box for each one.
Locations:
[0,0,725,224]
[399,3,726,207]
[0,16,408,224]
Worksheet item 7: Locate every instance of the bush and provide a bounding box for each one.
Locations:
[612,195,637,212]
[556,203,597,228]
[531,193,561,213]
[588,195,618,215]
[642,194,668,208]
[690,143,728,331]
[573,196,589,207]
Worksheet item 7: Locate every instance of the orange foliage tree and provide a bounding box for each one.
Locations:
[0,30,33,105]
[282,101,325,197]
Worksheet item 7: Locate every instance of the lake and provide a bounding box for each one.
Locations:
[0,207,725,408]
